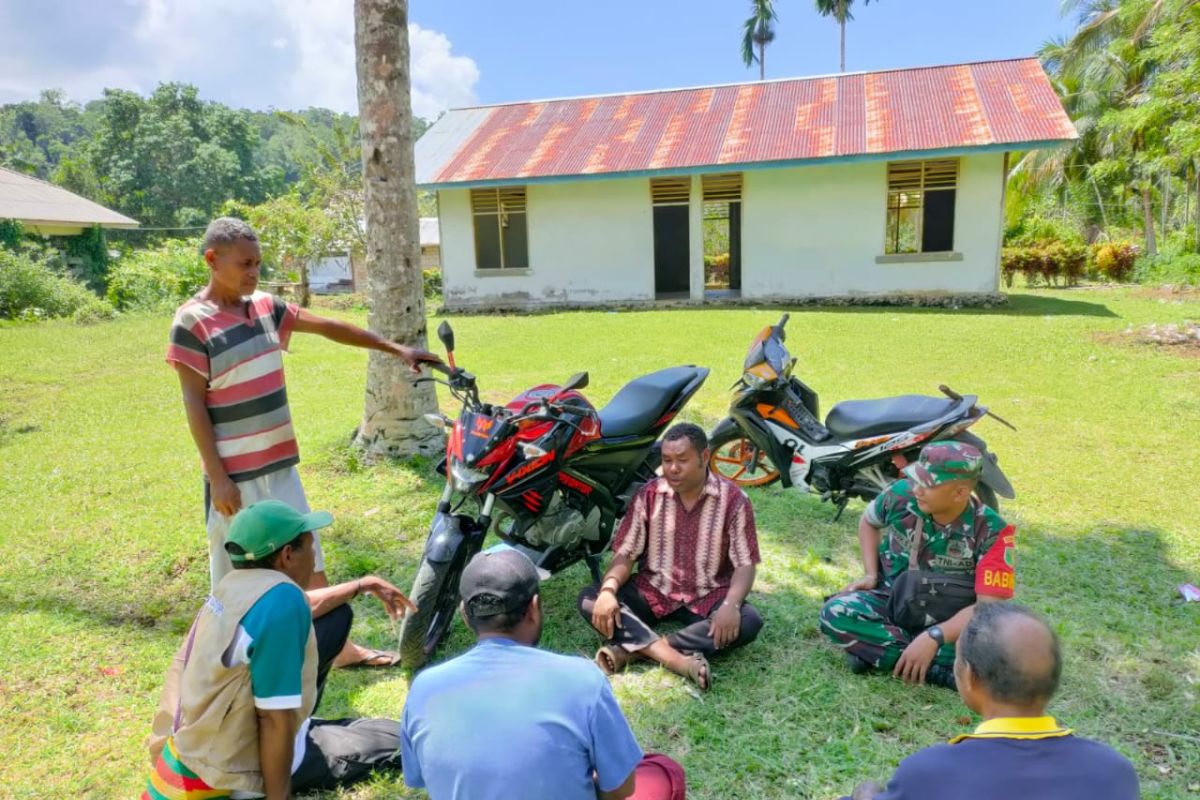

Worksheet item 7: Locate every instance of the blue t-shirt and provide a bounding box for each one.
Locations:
[873,732,1139,800]
[401,638,644,800]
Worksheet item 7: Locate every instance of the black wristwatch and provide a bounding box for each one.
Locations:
[926,625,945,647]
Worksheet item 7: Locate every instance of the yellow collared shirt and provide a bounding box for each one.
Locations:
[949,715,1073,744]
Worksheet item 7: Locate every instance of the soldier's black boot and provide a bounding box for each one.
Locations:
[926,664,958,691]
[844,652,872,675]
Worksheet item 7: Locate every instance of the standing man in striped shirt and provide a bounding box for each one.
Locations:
[578,423,764,691]
[167,217,440,668]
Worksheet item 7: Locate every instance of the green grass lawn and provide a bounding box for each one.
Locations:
[1,288,1198,799]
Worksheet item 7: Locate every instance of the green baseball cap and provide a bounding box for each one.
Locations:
[903,440,983,488]
[225,500,333,564]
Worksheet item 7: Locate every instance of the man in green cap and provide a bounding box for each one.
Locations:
[144,500,414,800]
[819,441,1016,690]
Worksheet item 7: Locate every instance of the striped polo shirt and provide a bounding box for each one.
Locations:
[167,291,301,483]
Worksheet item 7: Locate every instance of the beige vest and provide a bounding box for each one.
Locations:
[148,569,318,794]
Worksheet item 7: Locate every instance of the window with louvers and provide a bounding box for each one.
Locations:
[884,159,958,255]
[471,187,528,270]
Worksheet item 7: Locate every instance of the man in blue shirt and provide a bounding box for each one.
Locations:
[845,603,1139,800]
[401,549,686,800]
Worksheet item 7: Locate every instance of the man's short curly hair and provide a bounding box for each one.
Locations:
[202,217,258,254]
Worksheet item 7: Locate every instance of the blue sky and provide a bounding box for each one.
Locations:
[0,0,1077,118]
[418,0,1076,105]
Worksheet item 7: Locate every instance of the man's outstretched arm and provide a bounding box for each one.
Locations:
[292,308,442,372]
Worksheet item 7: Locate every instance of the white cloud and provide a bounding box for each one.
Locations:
[0,0,479,118]
[409,23,481,118]
[278,5,479,118]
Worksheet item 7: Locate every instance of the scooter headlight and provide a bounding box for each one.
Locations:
[449,460,489,492]
[742,363,778,389]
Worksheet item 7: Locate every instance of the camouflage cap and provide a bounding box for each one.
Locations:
[903,440,983,488]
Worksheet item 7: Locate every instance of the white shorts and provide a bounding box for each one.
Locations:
[206,466,326,589]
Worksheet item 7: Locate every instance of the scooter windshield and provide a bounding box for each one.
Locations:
[743,332,790,374]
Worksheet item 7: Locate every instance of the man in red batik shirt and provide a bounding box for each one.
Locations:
[578,423,763,691]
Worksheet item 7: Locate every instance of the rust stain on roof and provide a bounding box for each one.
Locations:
[423,58,1076,185]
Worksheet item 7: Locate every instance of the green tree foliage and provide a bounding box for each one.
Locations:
[0,90,91,178]
[0,245,114,322]
[814,0,876,72]
[1012,0,1200,264]
[105,239,208,311]
[1,83,434,236]
[741,0,779,81]
[63,225,109,291]
[0,219,23,250]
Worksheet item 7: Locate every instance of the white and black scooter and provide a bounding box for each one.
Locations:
[708,314,1015,516]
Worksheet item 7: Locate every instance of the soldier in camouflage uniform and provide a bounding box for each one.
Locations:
[819,441,1016,690]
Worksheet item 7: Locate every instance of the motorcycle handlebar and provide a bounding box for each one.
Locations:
[557,403,594,416]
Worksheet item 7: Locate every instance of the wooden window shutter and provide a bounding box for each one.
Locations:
[702,173,743,202]
[470,188,499,214]
[887,161,924,192]
[498,186,527,213]
[471,186,526,214]
[922,159,959,190]
[650,177,691,206]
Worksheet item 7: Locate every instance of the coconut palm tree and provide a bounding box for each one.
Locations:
[352,0,441,457]
[1047,0,1181,254]
[742,0,779,81]
[814,0,875,72]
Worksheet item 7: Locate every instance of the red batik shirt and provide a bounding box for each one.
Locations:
[613,472,761,617]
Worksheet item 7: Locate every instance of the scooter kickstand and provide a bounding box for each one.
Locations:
[832,498,849,523]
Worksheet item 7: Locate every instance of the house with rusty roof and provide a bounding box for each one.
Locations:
[0,166,138,235]
[415,58,1075,310]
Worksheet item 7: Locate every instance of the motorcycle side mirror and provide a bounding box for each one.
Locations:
[562,371,589,392]
[437,321,455,353]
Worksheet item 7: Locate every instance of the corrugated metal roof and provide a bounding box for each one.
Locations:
[0,167,139,229]
[416,58,1076,188]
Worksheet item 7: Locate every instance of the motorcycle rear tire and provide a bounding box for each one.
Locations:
[398,553,472,670]
[708,427,781,488]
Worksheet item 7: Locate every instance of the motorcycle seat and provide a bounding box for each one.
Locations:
[598,366,706,438]
[825,395,958,439]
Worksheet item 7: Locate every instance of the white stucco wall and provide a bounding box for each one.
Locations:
[440,178,655,309]
[438,151,1005,309]
[740,152,1004,298]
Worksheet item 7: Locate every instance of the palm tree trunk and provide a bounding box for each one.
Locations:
[759,40,765,80]
[1090,174,1109,232]
[839,1,847,72]
[352,0,440,458]
[1161,170,1169,235]
[1141,185,1157,257]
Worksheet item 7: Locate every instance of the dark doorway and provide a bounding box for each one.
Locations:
[651,178,692,298]
[653,205,690,296]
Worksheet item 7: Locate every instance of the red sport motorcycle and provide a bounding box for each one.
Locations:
[398,321,709,668]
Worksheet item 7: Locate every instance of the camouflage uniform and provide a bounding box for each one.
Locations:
[819,442,1016,670]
